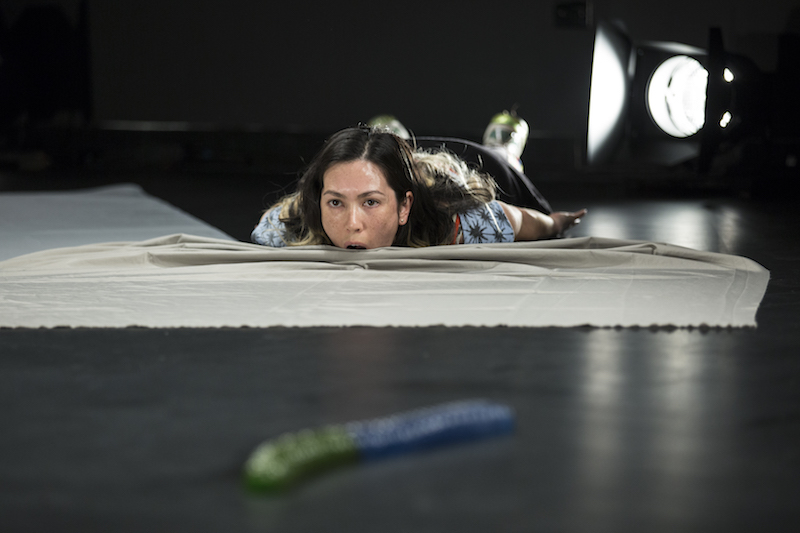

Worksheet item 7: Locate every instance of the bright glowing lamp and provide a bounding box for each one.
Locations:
[647,55,708,138]
[586,20,766,172]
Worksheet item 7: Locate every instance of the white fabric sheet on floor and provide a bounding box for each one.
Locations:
[0,183,233,262]
[0,233,769,328]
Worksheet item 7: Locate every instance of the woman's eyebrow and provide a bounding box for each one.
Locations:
[358,190,386,198]
[321,190,386,198]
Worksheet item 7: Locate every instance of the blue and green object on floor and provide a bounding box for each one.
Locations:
[243,399,515,492]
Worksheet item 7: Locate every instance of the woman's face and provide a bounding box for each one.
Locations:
[320,160,413,249]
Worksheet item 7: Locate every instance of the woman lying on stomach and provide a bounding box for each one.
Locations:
[252,124,586,249]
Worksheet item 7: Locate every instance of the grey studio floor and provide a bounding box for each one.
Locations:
[2,162,800,533]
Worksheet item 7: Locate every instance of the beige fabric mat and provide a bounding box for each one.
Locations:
[0,234,769,328]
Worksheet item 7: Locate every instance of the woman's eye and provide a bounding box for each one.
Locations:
[365,199,379,207]
[328,199,341,207]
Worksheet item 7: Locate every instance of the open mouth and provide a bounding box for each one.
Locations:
[347,245,366,250]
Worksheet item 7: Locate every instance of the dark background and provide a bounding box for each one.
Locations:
[2,0,799,182]
[56,0,800,134]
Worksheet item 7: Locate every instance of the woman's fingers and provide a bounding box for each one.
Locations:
[552,209,588,236]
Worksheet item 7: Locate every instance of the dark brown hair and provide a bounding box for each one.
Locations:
[276,126,495,247]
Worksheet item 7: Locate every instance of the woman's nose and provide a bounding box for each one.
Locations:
[346,207,363,231]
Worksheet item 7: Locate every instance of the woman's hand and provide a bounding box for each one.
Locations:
[550,209,588,237]
[501,202,588,241]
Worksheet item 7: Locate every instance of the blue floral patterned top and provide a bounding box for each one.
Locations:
[251,200,515,247]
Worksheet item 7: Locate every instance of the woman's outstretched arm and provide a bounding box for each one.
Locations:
[499,201,587,241]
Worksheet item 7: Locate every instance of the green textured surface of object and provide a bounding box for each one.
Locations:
[243,426,358,492]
